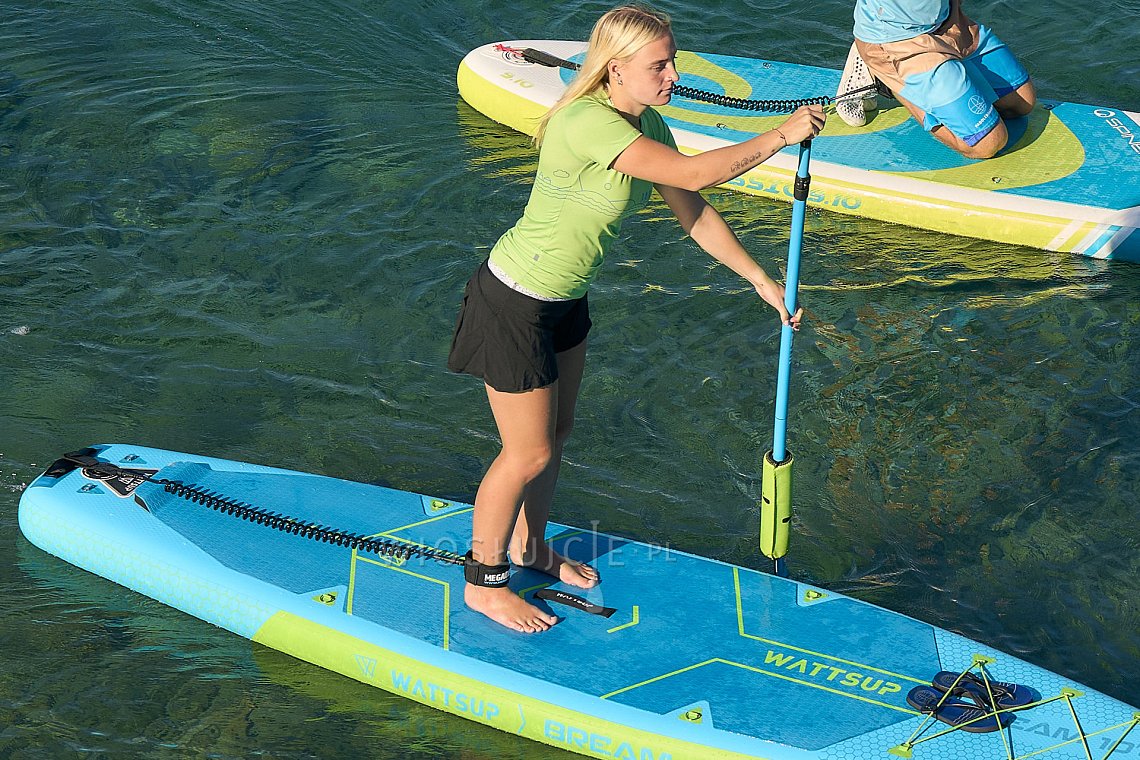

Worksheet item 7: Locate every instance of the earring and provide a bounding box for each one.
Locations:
[616,75,623,86]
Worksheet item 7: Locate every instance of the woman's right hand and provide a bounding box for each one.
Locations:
[777,105,827,145]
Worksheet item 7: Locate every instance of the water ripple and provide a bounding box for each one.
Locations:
[1,0,1138,755]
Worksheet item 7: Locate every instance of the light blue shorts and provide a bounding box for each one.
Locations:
[899,23,1030,146]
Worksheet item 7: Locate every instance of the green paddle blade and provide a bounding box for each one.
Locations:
[760,451,793,559]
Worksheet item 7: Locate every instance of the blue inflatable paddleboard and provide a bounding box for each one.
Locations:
[17,445,1140,759]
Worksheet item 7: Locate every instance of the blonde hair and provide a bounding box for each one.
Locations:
[534,4,672,145]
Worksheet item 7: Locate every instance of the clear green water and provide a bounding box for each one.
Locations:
[1,1,1137,757]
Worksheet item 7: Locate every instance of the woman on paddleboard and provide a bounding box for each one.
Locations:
[448,4,824,632]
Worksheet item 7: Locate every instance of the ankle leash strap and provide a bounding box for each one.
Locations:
[464,551,511,587]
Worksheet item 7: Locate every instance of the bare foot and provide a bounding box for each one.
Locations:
[464,584,558,633]
[510,542,600,589]
[556,557,600,589]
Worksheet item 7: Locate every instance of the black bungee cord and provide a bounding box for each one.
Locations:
[64,452,465,566]
[159,479,465,565]
[518,46,882,114]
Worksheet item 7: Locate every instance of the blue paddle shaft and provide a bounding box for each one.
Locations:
[772,141,811,464]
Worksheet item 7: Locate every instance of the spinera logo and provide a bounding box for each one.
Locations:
[968,95,988,115]
[1093,109,1140,155]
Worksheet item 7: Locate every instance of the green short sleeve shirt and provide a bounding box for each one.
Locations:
[488,93,677,300]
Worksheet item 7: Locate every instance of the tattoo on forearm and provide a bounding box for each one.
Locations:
[729,150,765,174]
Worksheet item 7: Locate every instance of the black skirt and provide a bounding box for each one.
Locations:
[447,260,591,393]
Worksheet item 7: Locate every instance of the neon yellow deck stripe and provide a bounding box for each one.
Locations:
[886,106,1083,191]
[253,610,774,760]
[601,656,917,715]
[601,659,719,699]
[1048,219,1095,250]
[607,605,640,634]
[351,554,453,649]
[374,505,474,537]
[457,60,546,139]
[733,568,927,685]
[718,160,1091,251]
[458,60,1102,254]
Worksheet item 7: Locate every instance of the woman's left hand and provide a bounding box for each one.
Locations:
[776,302,804,331]
[758,281,803,331]
[783,304,804,331]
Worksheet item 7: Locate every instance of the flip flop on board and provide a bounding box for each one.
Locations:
[905,686,1014,733]
[930,670,1038,711]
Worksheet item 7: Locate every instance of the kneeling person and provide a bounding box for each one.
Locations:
[853,0,1035,159]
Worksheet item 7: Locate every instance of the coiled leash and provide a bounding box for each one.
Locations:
[49,449,465,566]
[505,45,886,113]
[51,449,616,616]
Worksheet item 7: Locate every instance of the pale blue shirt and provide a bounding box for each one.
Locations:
[853,0,950,43]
